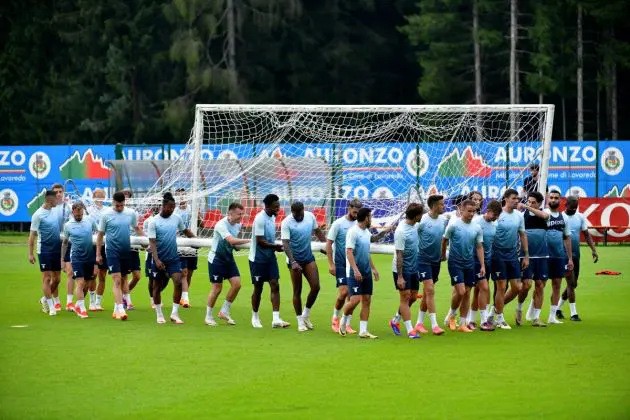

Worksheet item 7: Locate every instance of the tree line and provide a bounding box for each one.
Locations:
[1,0,628,145]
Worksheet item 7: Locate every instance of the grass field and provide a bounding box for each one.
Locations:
[1,237,629,419]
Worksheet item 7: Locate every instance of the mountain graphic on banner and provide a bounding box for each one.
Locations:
[604,184,630,198]
[27,189,47,216]
[60,149,110,180]
[438,146,492,178]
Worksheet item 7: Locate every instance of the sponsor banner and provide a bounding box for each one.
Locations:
[2,141,630,222]
[578,198,630,243]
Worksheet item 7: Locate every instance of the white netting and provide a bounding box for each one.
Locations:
[126,105,553,253]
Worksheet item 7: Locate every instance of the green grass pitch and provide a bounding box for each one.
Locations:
[0,238,629,419]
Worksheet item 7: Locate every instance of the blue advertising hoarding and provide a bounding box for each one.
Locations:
[1,141,628,222]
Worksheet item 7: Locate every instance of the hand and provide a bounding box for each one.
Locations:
[479,265,486,278]
[96,255,103,265]
[155,258,165,271]
[396,275,405,290]
[354,271,363,282]
[566,259,574,272]
[592,250,599,263]
[328,265,336,276]
[521,256,530,270]
[28,254,35,265]
[291,261,302,272]
[274,244,284,252]
[517,202,526,211]
[373,269,379,282]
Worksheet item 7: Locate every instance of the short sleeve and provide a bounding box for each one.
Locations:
[518,213,526,232]
[310,212,317,230]
[253,214,266,236]
[130,211,138,230]
[177,215,185,231]
[280,219,291,240]
[147,219,157,239]
[476,226,483,244]
[91,220,98,232]
[30,212,41,232]
[62,222,69,237]
[216,220,232,239]
[443,222,455,240]
[143,218,150,231]
[562,215,570,236]
[346,228,357,249]
[394,229,405,251]
[98,213,107,233]
[580,214,588,231]
[326,220,339,241]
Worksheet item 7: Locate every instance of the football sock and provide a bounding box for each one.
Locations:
[206,306,213,318]
[182,292,189,301]
[417,311,426,325]
[272,311,280,323]
[429,313,438,328]
[570,303,577,316]
[67,294,73,304]
[359,321,368,335]
[171,303,180,316]
[404,320,413,334]
[302,307,311,317]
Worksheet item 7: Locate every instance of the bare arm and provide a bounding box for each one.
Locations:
[28,231,37,264]
[150,238,164,270]
[182,228,196,238]
[370,255,379,281]
[441,237,448,261]
[583,230,599,262]
[256,235,282,251]
[326,239,335,274]
[346,247,362,281]
[476,243,485,275]
[225,236,249,246]
[314,227,326,242]
[519,231,529,269]
[395,250,404,288]
[370,226,393,243]
[135,225,144,236]
[60,238,69,265]
[517,203,549,219]
[96,232,104,263]
[563,236,574,271]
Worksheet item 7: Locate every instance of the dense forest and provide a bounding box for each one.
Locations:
[1,0,628,145]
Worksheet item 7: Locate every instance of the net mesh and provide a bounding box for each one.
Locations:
[127,105,552,254]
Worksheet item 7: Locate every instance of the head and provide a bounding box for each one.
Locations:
[527,191,544,210]
[502,189,519,210]
[347,198,363,221]
[51,183,64,204]
[427,195,445,215]
[460,199,477,223]
[357,207,372,228]
[548,190,562,210]
[227,202,245,224]
[469,191,483,212]
[176,188,187,208]
[484,200,502,221]
[112,191,126,213]
[565,196,579,216]
[263,194,280,217]
[161,192,176,217]
[529,163,540,178]
[44,190,57,207]
[405,203,424,223]
[93,188,105,204]
[71,202,85,222]
[290,201,305,222]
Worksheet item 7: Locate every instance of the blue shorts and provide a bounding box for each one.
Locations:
[38,252,62,272]
[152,258,182,278]
[448,262,476,287]
[392,271,420,291]
[249,260,280,284]
[548,257,567,279]
[208,260,240,283]
[71,260,96,280]
[180,255,199,271]
[106,252,130,275]
[286,255,316,271]
[95,246,107,270]
[335,264,348,287]
[522,258,548,281]
[145,253,153,278]
[63,243,72,263]
[491,257,521,281]
[417,262,441,284]
[474,260,491,281]
[128,250,141,272]
[348,274,373,296]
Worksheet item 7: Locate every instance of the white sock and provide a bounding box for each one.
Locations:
[297,315,304,324]
[96,295,103,305]
[417,311,426,324]
[53,297,60,305]
[272,311,280,323]
[393,312,401,323]
[347,315,353,326]
[459,316,467,326]
[404,320,413,334]
[429,313,438,328]
[124,293,132,304]
[206,306,213,318]
[449,308,457,317]
[470,310,478,323]
[359,320,368,335]
[558,298,565,309]
[155,304,163,316]
[497,313,504,323]
[89,291,96,304]
[252,311,259,320]
[77,299,85,311]
[570,303,577,316]
[302,307,311,317]
[340,315,348,326]
[548,305,557,321]
[480,310,487,324]
[182,291,189,301]
[47,298,54,310]
[527,300,534,314]
[534,308,541,320]
[67,294,73,304]
[113,303,119,312]
[172,303,180,316]
[516,301,523,311]
[333,308,341,318]
[221,300,232,314]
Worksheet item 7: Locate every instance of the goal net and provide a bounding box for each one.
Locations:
[132,105,554,254]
